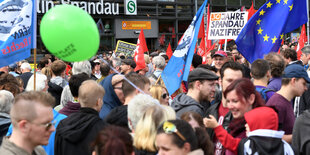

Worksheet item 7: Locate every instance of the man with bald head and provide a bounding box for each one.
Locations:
[54,80,106,155]
[0,91,55,155]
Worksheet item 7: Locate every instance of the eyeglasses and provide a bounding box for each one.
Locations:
[161,93,169,99]
[113,86,122,90]
[31,120,56,131]
[163,121,186,141]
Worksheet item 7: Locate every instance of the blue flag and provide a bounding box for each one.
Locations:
[0,0,36,68]
[161,0,208,95]
[236,0,308,63]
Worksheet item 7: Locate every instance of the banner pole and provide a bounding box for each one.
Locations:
[224,39,227,51]
[33,48,36,91]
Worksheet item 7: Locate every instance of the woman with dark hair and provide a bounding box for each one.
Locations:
[155,120,203,155]
[181,112,214,155]
[194,127,214,155]
[181,111,204,128]
[204,78,265,155]
[91,125,134,155]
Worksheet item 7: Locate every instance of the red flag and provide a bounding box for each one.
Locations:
[201,43,215,64]
[134,29,148,71]
[206,4,212,49]
[198,15,205,39]
[247,1,257,20]
[166,43,173,59]
[278,39,284,54]
[297,25,307,60]
[197,39,205,56]
[159,34,165,45]
[172,27,176,38]
[139,28,148,53]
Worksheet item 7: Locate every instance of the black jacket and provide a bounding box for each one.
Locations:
[20,72,33,89]
[48,82,63,107]
[54,108,106,155]
[205,100,233,141]
[0,113,10,145]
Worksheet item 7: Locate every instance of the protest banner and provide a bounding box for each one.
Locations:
[0,0,36,68]
[115,40,137,57]
[208,12,248,40]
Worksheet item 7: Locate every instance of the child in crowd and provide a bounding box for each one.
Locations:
[204,107,294,155]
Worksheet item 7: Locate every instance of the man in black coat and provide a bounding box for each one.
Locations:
[54,80,106,155]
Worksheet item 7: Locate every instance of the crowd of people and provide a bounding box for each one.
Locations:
[0,42,310,155]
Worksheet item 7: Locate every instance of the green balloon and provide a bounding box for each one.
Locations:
[40,5,99,62]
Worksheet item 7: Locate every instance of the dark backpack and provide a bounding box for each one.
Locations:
[255,87,274,102]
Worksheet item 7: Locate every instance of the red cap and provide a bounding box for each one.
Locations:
[213,50,227,58]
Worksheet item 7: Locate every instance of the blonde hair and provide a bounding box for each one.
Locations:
[133,105,176,152]
[128,94,159,130]
[41,67,52,79]
[11,91,54,126]
[150,85,168,102]
[78,80,105,108]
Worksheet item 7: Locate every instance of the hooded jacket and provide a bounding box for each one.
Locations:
[213,107,294,155]
[48,82,63,107]
[99,74,122,119]
[171,93,204,118]
[0,112,10,145]
[292,109,310,155]
[54,108,106,155]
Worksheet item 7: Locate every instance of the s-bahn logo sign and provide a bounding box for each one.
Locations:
[125,0,136,15]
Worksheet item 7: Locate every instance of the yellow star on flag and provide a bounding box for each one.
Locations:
[289,4,293,11]
[263,34,270,42]
[257,27,263,35]
[272,36,277,43]
[280,33,284,40]
[259,9,265,16]
[256,19,262,25]
[283,0,288,5]
[276,0,281,4]
[267,2,273,8]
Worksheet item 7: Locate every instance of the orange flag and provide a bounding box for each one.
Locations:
[134,29,148,71]
[166,43,173,59]
[297,25,307,60]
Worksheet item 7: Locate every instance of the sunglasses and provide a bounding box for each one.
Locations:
[163,121,186,141]
[31,120,56,131]
[161,93,169,99]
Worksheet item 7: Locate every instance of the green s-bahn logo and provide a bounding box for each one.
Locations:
[127,1,136,13]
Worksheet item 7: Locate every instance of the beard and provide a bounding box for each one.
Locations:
[198,91,211,103]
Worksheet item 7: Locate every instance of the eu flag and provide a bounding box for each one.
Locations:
[235,0,308,63]
[162,0,208,95]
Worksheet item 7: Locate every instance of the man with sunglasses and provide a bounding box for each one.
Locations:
[0,91,55,155]
[171,68,219,118]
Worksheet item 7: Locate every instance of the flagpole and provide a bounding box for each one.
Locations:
[33,0,37,91]
[195,0,198,13]
[224,39,227,51]
[33,49,36,91]
[307,0,310,45]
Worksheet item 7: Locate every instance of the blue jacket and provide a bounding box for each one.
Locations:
[7,110,67,155]
[99,74,122,119]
